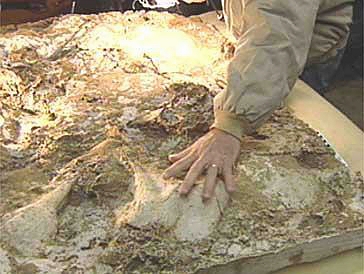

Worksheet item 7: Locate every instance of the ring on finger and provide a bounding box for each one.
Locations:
[209,163,221,174]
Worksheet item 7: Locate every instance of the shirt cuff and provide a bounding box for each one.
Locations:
[210,110,252,140]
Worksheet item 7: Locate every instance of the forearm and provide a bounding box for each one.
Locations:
[213,0,320,138]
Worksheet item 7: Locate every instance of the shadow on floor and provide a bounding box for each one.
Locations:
[324,0,363,131]
[325,63,363,131]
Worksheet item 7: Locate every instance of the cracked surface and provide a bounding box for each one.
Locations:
[0,11,363,274]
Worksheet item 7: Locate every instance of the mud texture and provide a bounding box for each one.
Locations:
[0,12,363,274]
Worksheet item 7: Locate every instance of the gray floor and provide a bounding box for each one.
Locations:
[318,0,363,131]
[324,59,363,131]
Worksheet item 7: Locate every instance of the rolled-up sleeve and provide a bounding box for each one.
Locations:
[212,0,320,138]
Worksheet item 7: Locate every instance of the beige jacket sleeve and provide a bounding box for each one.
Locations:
[212,0,352,139]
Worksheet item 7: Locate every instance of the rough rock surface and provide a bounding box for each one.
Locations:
[116,165,230,241]
[0,12,363,274]
[1,182,71,256]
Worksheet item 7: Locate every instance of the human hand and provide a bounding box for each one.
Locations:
[163,128,241,201]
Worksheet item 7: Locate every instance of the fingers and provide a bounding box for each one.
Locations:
[179,157,206,195]
[168,146,193,163]
[168,156,237,198]
[202,165,218,201]
[163,153,197,179]
[222,162,237,194]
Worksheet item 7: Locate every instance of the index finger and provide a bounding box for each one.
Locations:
[179,157,206,196]
[168,146,193,163]
[163,153,197,179]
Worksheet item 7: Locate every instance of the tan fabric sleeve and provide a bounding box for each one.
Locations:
[212,0,320,139]
[307,0,354,65]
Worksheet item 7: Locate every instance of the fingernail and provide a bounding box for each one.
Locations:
[201,194,210,203]
[227,187,236,194]
[168,155,176,162]
[227,190,234,195]
[179,189,188,196]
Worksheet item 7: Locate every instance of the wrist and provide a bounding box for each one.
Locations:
[211,110,252,140]
[210,128,241,143]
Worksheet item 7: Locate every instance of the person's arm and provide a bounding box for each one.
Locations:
[212,0,320,138]
[164,0,323,200]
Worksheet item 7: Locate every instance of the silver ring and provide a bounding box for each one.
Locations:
[210,164,218,168]
[210,164,221,175]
